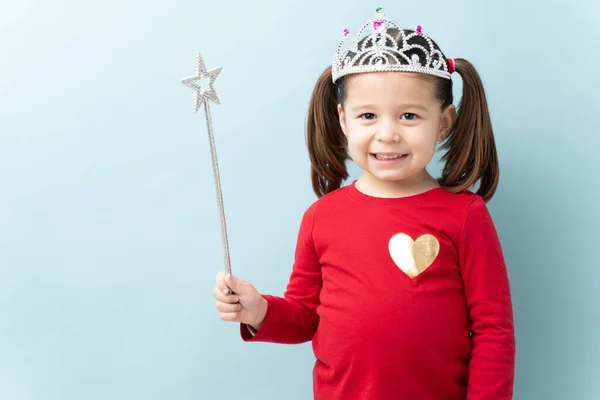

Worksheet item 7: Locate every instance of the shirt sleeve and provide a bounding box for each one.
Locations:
[240,201,322,344]
[460,196,516,400]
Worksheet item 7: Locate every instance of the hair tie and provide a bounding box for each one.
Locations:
[447,58,456,74]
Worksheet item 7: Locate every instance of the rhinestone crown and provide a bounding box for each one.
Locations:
[332,8,452,83]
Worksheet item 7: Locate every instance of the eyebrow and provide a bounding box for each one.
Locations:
[350,104,429,112]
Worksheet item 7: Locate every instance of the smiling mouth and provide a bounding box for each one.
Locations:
[372,153,407,160]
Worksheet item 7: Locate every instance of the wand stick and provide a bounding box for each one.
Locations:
[203,101,231,275]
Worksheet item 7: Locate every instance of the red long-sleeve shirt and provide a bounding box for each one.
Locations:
[241,181,515,399]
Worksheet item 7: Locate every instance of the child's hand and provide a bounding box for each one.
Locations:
[213,272,268,331]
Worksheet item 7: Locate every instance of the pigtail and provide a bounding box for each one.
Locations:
[439,58,499,203]
[306,66,349,198]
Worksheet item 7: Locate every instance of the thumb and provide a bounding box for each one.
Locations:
[225,273,251,294]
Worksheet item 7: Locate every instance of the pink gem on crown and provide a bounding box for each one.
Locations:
[373,21,386,33]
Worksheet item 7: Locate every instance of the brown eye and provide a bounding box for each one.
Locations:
[360,113,376,120]
[401,113,418,120]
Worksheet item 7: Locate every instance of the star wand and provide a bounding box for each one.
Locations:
[181,53,231,276]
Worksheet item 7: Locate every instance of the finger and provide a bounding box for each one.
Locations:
[219,312,240,322]
[216,301,242,313]
[219,273,240,294]
[212,287,239,303]
[224,273,243,294]
[216,272,227,291]
[217,279,231,295]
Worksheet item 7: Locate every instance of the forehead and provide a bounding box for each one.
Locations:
[344,72,436,104]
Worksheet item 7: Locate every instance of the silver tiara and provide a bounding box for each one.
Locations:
[332,8,454,83]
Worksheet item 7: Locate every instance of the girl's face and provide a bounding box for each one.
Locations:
[337,72,455,192]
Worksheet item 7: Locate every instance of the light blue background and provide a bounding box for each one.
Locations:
[1,0,598,398]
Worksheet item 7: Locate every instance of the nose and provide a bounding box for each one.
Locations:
[374,118,400,143]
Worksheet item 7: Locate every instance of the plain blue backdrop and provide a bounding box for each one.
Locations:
[1,0,599,398]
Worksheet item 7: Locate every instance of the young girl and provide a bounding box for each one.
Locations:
[213,8,515,400]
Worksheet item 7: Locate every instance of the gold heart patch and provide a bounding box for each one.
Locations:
[388,233,440,278]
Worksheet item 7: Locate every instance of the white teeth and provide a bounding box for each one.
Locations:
[375,154,403,160]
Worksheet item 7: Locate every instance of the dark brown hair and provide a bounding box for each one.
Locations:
[306,28,499,202]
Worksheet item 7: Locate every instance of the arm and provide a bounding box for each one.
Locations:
[241,201,322,344]
[460,196,516,399]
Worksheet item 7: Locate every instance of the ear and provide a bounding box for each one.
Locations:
[337,104,347,137]
[438,104,456,141]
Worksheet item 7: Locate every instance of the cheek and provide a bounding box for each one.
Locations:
[405,130,438,154]
[346,138,367,158]
[345,124,371,147]
[346,137,373,163]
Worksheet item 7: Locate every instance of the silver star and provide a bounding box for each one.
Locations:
[181,53,222,113]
